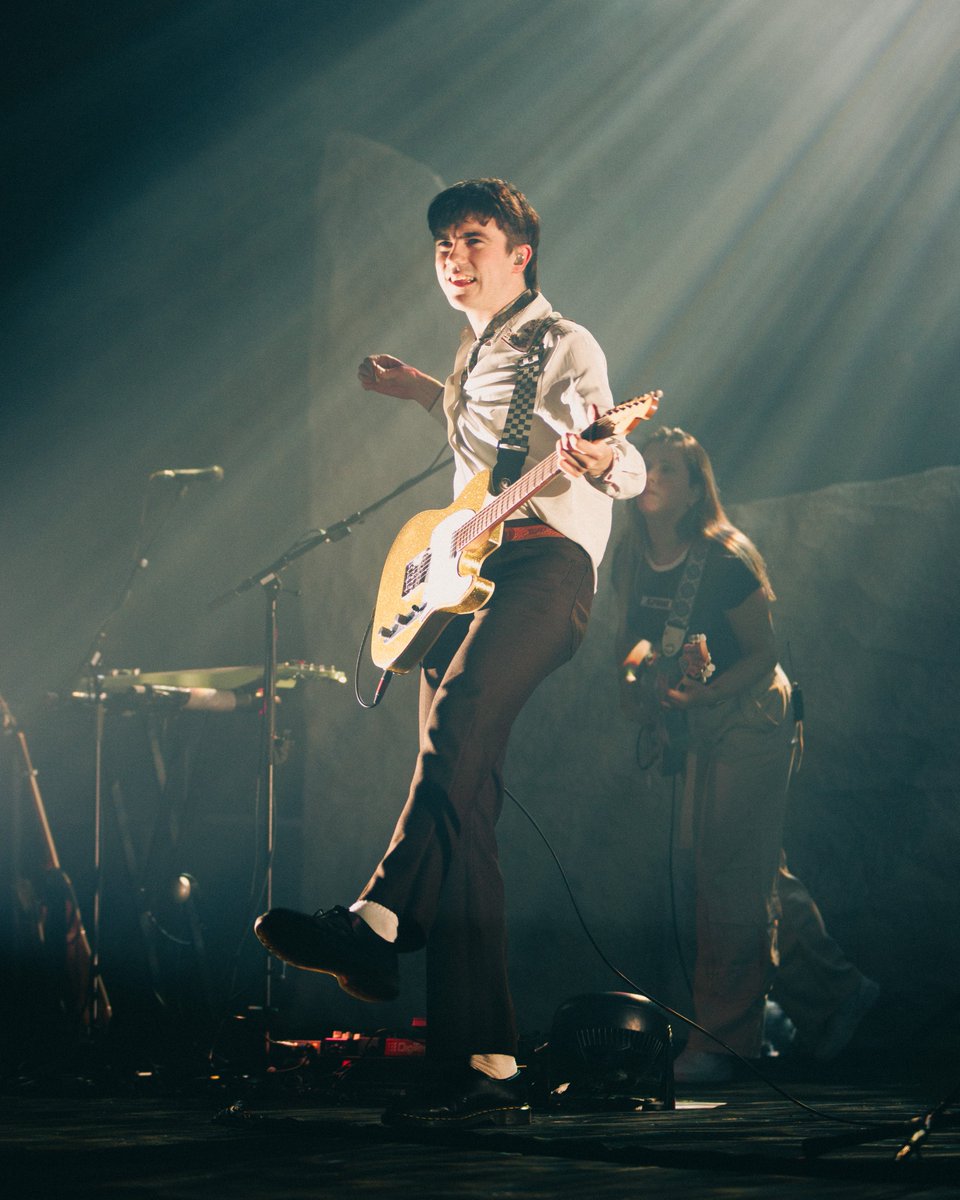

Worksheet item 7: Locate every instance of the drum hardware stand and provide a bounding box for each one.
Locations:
[109,746,218,1027]
[210,455,452,1059]
[109,779,164,1006]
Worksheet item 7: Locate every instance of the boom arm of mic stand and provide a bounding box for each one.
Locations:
[207,455,454,611]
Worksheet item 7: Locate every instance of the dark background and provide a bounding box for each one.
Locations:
[2,0,958,1072]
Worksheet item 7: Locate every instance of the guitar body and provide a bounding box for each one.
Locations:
[373,391,661,674]
[372,471,503,673]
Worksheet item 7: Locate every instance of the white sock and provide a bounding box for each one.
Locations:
[349,899,398,943]
[469,1053,518,1080]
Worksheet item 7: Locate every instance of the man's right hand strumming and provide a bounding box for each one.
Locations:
[358,354,444,411]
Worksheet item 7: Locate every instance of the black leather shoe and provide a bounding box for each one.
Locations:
[382,1068,531,1129]
[253,906,399,1002]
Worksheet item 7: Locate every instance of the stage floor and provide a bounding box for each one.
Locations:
[3,1069,958,1198]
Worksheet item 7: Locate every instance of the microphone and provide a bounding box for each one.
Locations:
[149,466,225,483]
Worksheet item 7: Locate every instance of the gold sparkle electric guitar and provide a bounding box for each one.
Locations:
[372,391,661,673]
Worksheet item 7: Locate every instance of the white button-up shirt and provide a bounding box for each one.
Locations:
[431,292,647,580]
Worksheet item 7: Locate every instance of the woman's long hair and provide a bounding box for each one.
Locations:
[634,426,775,599]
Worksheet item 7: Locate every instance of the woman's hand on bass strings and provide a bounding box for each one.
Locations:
[662,677,714,710]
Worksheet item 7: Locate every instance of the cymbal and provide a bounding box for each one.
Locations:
[95,662,347,691]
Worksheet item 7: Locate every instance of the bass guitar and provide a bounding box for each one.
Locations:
[372,391,661,673]
[622,634,714,774]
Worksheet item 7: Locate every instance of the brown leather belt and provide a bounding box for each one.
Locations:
[502,522,565,542]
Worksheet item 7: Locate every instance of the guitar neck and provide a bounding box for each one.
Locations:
[452,449,562,553]
[449,391,660,554]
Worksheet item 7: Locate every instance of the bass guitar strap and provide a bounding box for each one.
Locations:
[645,538,710,778]
[659,538,710,658]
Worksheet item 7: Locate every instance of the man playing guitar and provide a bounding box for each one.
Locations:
[254,178,648,1127]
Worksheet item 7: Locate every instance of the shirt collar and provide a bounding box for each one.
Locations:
[472,289,539,347]
[460,290,541,381]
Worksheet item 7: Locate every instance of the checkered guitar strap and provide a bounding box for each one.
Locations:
[490,314,561,495]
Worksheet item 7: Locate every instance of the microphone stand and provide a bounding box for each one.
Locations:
[70,478,198,1040]
[208,456,453,610]
[210,455,452,1059]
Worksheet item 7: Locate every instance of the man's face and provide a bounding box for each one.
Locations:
[434,217,528,325]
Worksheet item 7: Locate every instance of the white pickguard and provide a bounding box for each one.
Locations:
[418,507,484,612]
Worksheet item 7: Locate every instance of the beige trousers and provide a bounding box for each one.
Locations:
[679,666,794,1058]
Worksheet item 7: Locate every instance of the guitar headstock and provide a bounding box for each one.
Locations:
[585,390,662,441]
[680,635,715,684]
[277,661,348,685]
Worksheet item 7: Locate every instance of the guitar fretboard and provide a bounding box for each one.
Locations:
[445,392,659,556]
[451,448,563,554]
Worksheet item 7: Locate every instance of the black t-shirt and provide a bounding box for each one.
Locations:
[623,540,760,678]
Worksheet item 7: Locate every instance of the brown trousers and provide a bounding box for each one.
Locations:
[360,537,593,1061]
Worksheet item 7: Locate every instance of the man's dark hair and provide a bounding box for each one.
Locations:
[428,178,540,290]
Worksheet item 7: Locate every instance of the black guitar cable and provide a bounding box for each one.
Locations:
[354,613,392,709]
[502,781,891,1128]
[665,771,696,1001]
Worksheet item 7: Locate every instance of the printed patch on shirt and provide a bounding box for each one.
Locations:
[640,595,672,610]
